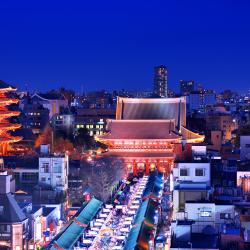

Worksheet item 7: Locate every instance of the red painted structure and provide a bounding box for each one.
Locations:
[96,97,204,176]
[0,82,22,155]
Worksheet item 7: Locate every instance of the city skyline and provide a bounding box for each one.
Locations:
[0,1,250,93]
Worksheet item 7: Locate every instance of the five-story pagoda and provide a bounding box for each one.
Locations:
[0,80,22,155]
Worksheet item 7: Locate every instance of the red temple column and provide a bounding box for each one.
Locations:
[145,160,149,175]
[133,160,137,176]
[156,159,161,172]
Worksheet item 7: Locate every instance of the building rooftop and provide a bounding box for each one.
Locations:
[3,156,38,169]
[0,193,27,223]
[32,92,66,101]
[99,119,181,140]
[116,96,186,125]
[175,159,210,163]
[42,207,56,217]
[171,233,218,249]
[44,198,103,250]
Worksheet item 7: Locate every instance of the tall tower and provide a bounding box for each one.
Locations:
[0,81,22,155]
[154,65,167,97]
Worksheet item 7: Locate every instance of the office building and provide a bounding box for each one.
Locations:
[240,135,250,161]
[180,80,195,96]
[189,90,216,113]
[0,171,28,250]
[153,65,168,97]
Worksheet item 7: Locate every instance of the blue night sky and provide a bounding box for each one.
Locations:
[0,0,250,93]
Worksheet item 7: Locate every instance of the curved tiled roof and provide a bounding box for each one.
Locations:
[99,119,181,140]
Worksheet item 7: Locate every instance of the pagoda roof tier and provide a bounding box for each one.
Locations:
[102,151,174,159]
[0,80,16,91]
[0,123,22,130]
[98,119,181,140]
[0,135,22,143]
[0,110,20,117]
[0,87,17,93]
[0,98,19,105]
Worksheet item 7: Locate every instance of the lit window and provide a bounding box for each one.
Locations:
[86,125,89,129]
[96,125,99,128]
[200,211,211,217]
[100,125,103,129]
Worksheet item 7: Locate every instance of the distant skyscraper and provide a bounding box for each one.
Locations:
[180,80,195,96]
[154,65,167,97]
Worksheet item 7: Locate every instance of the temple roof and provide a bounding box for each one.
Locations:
[103,151,174,158]
[99,119,181,140]
[116,96,186,127]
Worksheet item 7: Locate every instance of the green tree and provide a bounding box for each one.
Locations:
[75,128,94,149]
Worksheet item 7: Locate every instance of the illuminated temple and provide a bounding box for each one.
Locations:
[0,81,22,155]
[96,97,204,175]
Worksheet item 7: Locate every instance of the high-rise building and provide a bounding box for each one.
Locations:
[189,90,216,113]
[153,65,167,97]
[180,80,195,96]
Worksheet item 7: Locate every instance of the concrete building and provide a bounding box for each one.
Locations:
[154,65,168,97]
[172,160,211,215]
[20,203,43,249]
[51,113,74,133]
[31,93,68,118]
[20,98,50,134]
[2,156,39,191]
[185,202,235,233]
[171,202,235,249]
[189,90,216,113]
[0,171,29,250]
[206,111,237,143]
[75,108,115,136]
[240,135,250,161]
[39,154,69,192]
[179,80,195,96]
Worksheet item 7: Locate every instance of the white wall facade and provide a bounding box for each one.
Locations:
[185,202,235,233]
[39,155,68,191]
[240,135,250,161]
[173,162,210,185]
